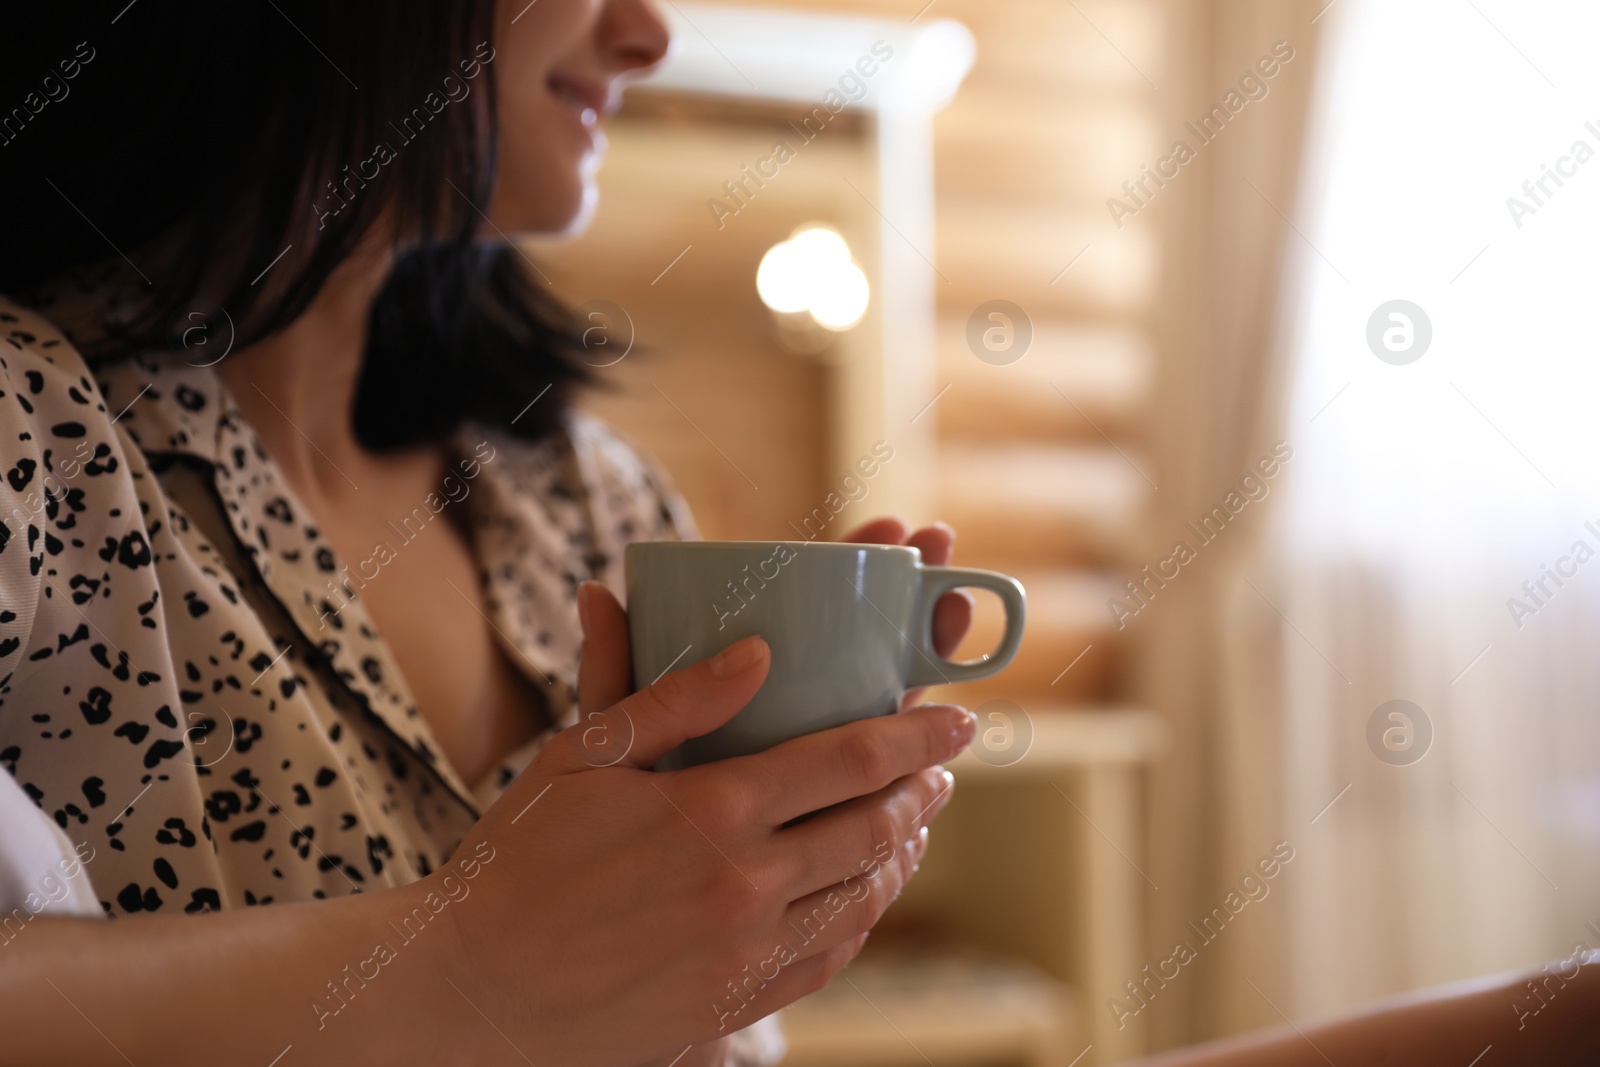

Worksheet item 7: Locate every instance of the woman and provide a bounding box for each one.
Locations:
[8,4,1594,1067]
[0,2,976,1064]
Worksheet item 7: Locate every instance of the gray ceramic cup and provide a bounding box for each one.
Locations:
[626,541,1027,769]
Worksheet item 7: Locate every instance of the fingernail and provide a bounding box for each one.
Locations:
[709,635,766,679]
[949,707,976,755]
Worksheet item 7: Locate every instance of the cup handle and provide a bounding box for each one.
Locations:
[906,567,1027,688]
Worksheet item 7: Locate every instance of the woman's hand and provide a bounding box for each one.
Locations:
[637,1037,734,1067]
[840,518,975,709]
[439,582,972,1067]
[0,536,972,1067]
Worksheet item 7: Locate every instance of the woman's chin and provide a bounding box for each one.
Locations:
[541,182,601,243]
[491,180,599,244]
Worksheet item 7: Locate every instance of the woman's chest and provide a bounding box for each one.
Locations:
[2,457,486,914]
[312,495,551,788]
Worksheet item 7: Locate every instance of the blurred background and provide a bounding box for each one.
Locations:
[532,0,1600,1062]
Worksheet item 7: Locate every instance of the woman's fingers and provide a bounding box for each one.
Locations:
[725,703,973,826]
[547,633,771,773]
[904,590,972,710]
[905,521,954,564]
[772,765,953,899]
[838,516,910,546]
[777,825,931,963]
[637,1039,732,1067]
[838,519,956,569]
[577,581,634,717]
[568,580,642,770]
[711,934,868,1042]
[907,522,974,659]
[929,590,974,660]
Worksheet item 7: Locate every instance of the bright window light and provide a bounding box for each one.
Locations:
[1285,0,1600,560]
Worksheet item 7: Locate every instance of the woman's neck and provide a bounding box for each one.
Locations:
[219,237,400,500]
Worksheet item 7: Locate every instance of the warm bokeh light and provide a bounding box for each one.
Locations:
[755,224,870,330]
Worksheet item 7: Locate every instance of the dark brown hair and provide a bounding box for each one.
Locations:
[0,1,588,448]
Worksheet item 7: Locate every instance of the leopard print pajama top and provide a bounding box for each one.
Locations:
[0,288,783,1063]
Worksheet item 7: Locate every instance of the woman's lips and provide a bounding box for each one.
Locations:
[547,74,609,130]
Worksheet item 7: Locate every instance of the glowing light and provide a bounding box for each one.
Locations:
[756,242,814,314]
[810,262,870,330]
[756,224,870,331]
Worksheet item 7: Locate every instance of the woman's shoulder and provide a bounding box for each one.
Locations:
[464,408,699,543]
[568,409,687,509]
[0,294,123,519]
[466,406,660,478]
[0,293,160,491]
[0,293,103,407]
[0,294,131,691]
[0,293,161,446]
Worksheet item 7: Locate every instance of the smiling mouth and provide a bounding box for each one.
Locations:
[548,76,601,129]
